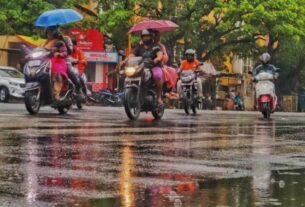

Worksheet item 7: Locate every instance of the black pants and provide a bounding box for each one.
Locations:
[67,63,81,91]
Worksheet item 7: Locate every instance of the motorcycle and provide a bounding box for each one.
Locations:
[251,70,279,119]
[89,89,124,106]
[180,70,200,115]
[123,56,165,120]
[23,48,75,114]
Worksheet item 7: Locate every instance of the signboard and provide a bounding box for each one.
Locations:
[69,28,104,51]
[85,52,118,63]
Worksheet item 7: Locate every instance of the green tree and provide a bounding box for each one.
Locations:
[0,0,89,35]
[92,0,305,64]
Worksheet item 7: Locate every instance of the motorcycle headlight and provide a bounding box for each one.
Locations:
[24,65,30,76]
[125,66,137,76]
[31,51,44,58]
[181,76,193,83]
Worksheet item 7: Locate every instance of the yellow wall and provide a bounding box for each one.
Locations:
[0,36,21,66]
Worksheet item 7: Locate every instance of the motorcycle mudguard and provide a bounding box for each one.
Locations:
[25,82,40,91]
[259,95,271,103]
[125,84,139,90]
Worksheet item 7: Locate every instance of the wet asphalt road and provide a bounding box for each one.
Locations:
[1,103,305,207]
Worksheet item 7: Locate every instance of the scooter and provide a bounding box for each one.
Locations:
[251,70,279,119]
[24,48,76,114]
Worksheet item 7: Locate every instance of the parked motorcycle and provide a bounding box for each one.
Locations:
[250,70,279,119]
[89,89,124,106]
[180,70,200,115]
[23,48,76,114]
[123,56,165,120]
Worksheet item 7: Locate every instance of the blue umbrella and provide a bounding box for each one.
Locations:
[34,9,83,27]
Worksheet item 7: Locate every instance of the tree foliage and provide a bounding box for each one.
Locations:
[0,0,88,35]
[91,0,305,64]
[0,0,304,93]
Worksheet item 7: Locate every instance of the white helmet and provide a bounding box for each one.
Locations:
[260,52,271,64]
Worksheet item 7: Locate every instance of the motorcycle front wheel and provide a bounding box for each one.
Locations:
[25,91,40,115]
[58,105,71,115]
[76,101,82,109]
[183,91,192,115]
[124,88,141,120]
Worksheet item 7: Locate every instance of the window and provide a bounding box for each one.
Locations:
[0,69,23,78]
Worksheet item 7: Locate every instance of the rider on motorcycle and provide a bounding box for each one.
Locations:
[42,26,83,94]
[177,49,203,100]
[41,26,68,101]
[133,29,164,106]
[253,53,278,77]
[252,52,279,116]
[71,39,88,95]
[71,39,87,76]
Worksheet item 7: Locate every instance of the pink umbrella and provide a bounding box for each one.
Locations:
[128,19,179,34]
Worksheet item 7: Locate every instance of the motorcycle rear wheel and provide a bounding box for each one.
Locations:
[152,104,164,120]
[124,88,141,120]
[191,102,197,115]
[262,103,271,119]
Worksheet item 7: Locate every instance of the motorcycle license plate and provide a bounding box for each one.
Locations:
[30,69,36,76]
[28,60,41,67]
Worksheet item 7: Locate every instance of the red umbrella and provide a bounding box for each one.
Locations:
[128,19,179,34]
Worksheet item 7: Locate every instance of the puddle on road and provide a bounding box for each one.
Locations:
[36,170,305,207]
[1,113,305,207]
[50,168,305,207]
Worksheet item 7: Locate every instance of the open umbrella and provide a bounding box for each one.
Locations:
[128,19,179,34]
[34,9,83,27]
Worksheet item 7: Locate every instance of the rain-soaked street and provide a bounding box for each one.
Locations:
[1,103,305,207]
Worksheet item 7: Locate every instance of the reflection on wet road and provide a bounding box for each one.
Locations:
[1,105,305,206]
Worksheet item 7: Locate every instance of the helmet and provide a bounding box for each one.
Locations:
[45,26,60,38]
[185,49,195,62]
[141,29,153,37]
[141,29,154,46]
[260,52,271,64]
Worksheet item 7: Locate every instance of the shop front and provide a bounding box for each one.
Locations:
[215,73,243,110]
[84,51,119,92]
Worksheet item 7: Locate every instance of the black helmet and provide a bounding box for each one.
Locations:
[260,52,271,64]
[45,26,60,38]
[141,29,154,46]
[185,49,195,62]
